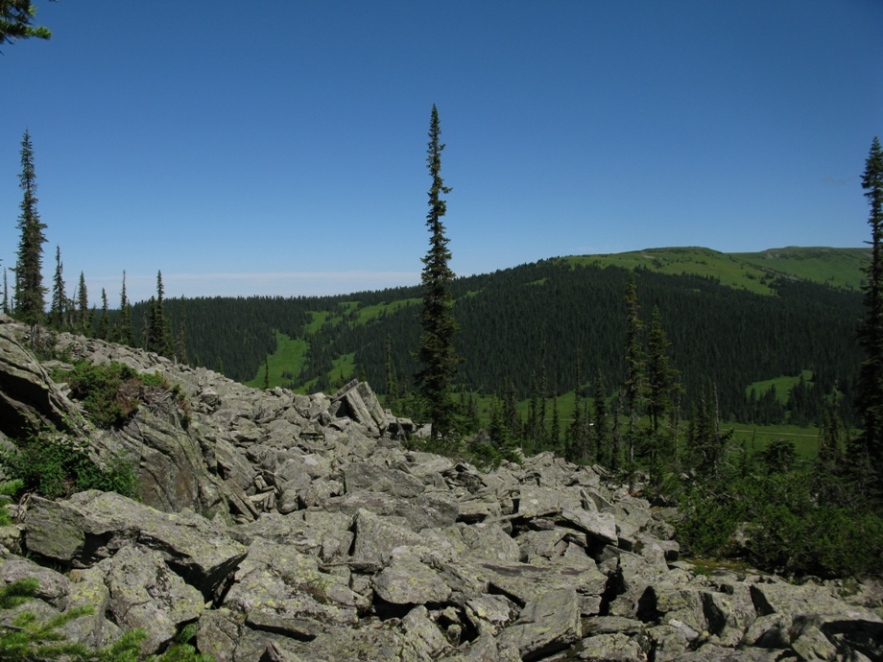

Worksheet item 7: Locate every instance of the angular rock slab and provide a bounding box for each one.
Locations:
[499,587,581,661]
[401,605,452,660]
[350,508,426,566]
[99,545,204,654]
[373,557,452,605]
[287,621,409,661]
[0,316,82,438]
[196,608,243,662]
[477,560,607,606]
[331,380,389,435]
[572,631,651,661]
[223,538,368,639]
[0,556,71,608]
[25,490,246,598]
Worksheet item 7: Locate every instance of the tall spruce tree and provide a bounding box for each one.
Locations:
[687,381,733,481]
[76,271,91,335]
[592,376,608,465]
[97,287,110,340]
[549,393,561,454]
[13,129,47,325]
[175,295,189,364]
[48,245,65,329]
[145,271,173,357]
[416,105,461,443]
[113,271,135,346]
[1,269,8,314]
[384,334,399,409]
[566,356,584,463]
[854,136,883,497]
[646,307,674,436]
[645,305,681,475]
[623,272,644,465]
[488,395,510,449]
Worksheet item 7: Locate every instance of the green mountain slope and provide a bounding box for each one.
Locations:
[731,246,870,290]
[563,246,869,294]
[141,246,865,427]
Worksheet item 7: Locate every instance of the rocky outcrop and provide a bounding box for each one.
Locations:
[0,317,82,438]
[0,317,881,661]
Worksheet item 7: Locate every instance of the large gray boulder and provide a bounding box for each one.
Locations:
[99,545,204,653]
[498,587,582,660]
[222,539,368,639]
[0,315,81,439]
[24,490,246,599]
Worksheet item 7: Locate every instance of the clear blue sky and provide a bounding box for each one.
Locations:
[1,1,881,304]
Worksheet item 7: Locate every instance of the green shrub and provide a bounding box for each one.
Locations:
[51,361,188,429]
[677,471,883,578]
[0,433,137,500]
[0,480,24,526]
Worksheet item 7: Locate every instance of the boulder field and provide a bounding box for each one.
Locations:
[0,314,880,661]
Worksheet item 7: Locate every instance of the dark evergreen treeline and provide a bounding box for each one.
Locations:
[306,262,862,426]
[130,295,314,380]
[136,259,862,428]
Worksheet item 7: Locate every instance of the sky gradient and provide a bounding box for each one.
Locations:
[1,1,881,304]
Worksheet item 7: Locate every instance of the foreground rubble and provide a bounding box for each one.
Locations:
[0,315,881,661]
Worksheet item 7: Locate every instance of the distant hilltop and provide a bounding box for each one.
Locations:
[559,246,869,293]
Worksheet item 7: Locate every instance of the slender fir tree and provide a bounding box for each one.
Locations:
[503,379,520,442]
[1,269,8,314]
[549,393,561,454]
[611,390,623,471]
[113,271,135,346]
[592,376,608,466]
[853,136,883,497]
[175,295,189,365]
[98,288,110,340]
[416,105,461,444]
[687,381,733,481]
[645,305,681,476]
[488,395,510,449]
[48,245,65,329]
[384,334,399,410]
[146,271,173,357]
[623,272,644,465]
[76,271,91,335]
[525,373,540,452]
[566,356,584,463]
[646,307,673,435]
[13,129,47,325]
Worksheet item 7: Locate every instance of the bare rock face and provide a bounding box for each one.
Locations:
[0,319,881,661]
[25,490,248,599]
[0,315,81,439]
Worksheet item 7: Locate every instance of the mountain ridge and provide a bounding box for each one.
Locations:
[135,246,864,431]
[558,245,869,294]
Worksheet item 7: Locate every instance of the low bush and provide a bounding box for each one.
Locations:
[677,471,883,578]
[51,361,189,429]
[0,433,137,500]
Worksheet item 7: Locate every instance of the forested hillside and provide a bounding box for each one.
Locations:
[134,247,865,428]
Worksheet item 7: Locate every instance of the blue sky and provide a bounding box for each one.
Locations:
[1,1,881,304]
